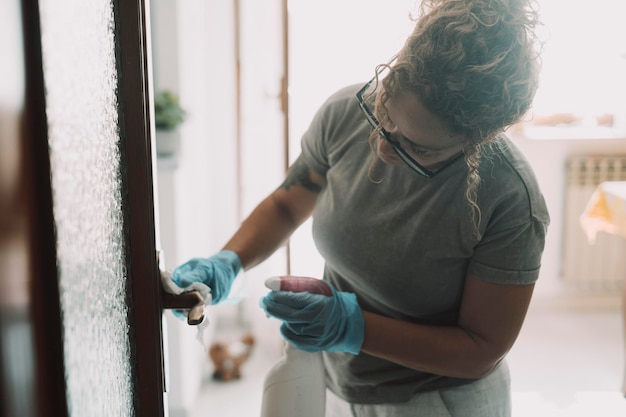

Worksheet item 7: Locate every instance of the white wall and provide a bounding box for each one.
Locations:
[151,0,241,415]
[236,0,288,356]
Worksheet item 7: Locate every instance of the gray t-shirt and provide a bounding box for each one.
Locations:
[299,84,550,404]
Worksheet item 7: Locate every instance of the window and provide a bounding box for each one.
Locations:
[522,0,626,139]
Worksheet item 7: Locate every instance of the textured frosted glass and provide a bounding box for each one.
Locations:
[39,0,135,416]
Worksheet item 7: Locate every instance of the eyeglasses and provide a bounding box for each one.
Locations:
[356,75,468,178]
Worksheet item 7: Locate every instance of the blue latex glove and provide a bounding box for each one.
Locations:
[259,283,364,355]
[172,250,242,305]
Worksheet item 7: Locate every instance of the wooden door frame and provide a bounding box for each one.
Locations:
[280,0,291,273]
[1,0,166,415]
[19,1,68,416]
[115,0,166,415]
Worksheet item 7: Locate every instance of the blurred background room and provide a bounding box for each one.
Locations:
[150,0,626,416]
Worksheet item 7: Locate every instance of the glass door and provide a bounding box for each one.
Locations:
[1,0,170,416]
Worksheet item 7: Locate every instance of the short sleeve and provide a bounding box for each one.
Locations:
[468,216,549,285]
[299,85,364,177]
[300,100,332,177]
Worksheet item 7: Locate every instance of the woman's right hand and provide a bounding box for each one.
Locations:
[172,250,242,304]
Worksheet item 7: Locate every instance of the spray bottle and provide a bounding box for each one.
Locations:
[260,276,330,417]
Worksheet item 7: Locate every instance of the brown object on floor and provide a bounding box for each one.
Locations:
[209,334,255,381]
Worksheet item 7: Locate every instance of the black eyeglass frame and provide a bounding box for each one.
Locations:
[356,77,463,178]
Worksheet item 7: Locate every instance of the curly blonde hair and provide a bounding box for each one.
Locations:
[371,0,542,236]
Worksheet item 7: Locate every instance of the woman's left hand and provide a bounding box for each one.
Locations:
[259,284,364,355]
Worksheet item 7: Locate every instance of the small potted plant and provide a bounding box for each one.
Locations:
[154,90,186,156]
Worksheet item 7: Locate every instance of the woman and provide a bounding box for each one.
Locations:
[172,0,549,415]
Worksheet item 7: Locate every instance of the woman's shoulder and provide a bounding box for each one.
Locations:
[315,84,362,115]
[312,84,366,131]
[481,135,550,223]
[325,84,362,103]
[482,135,539,186]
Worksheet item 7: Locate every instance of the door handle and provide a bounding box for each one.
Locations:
[158,250,206,325]
[162,290,205,325]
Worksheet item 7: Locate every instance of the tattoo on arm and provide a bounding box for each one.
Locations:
[280,158,322,193]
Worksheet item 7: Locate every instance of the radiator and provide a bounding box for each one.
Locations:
[562,155,626,290]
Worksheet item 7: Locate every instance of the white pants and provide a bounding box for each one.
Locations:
[325,361,511,417]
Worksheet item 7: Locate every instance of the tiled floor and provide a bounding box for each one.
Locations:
[190,289,626,417]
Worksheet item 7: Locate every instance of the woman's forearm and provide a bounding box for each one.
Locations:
[360,279,534,379]
[360,311,503,379]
